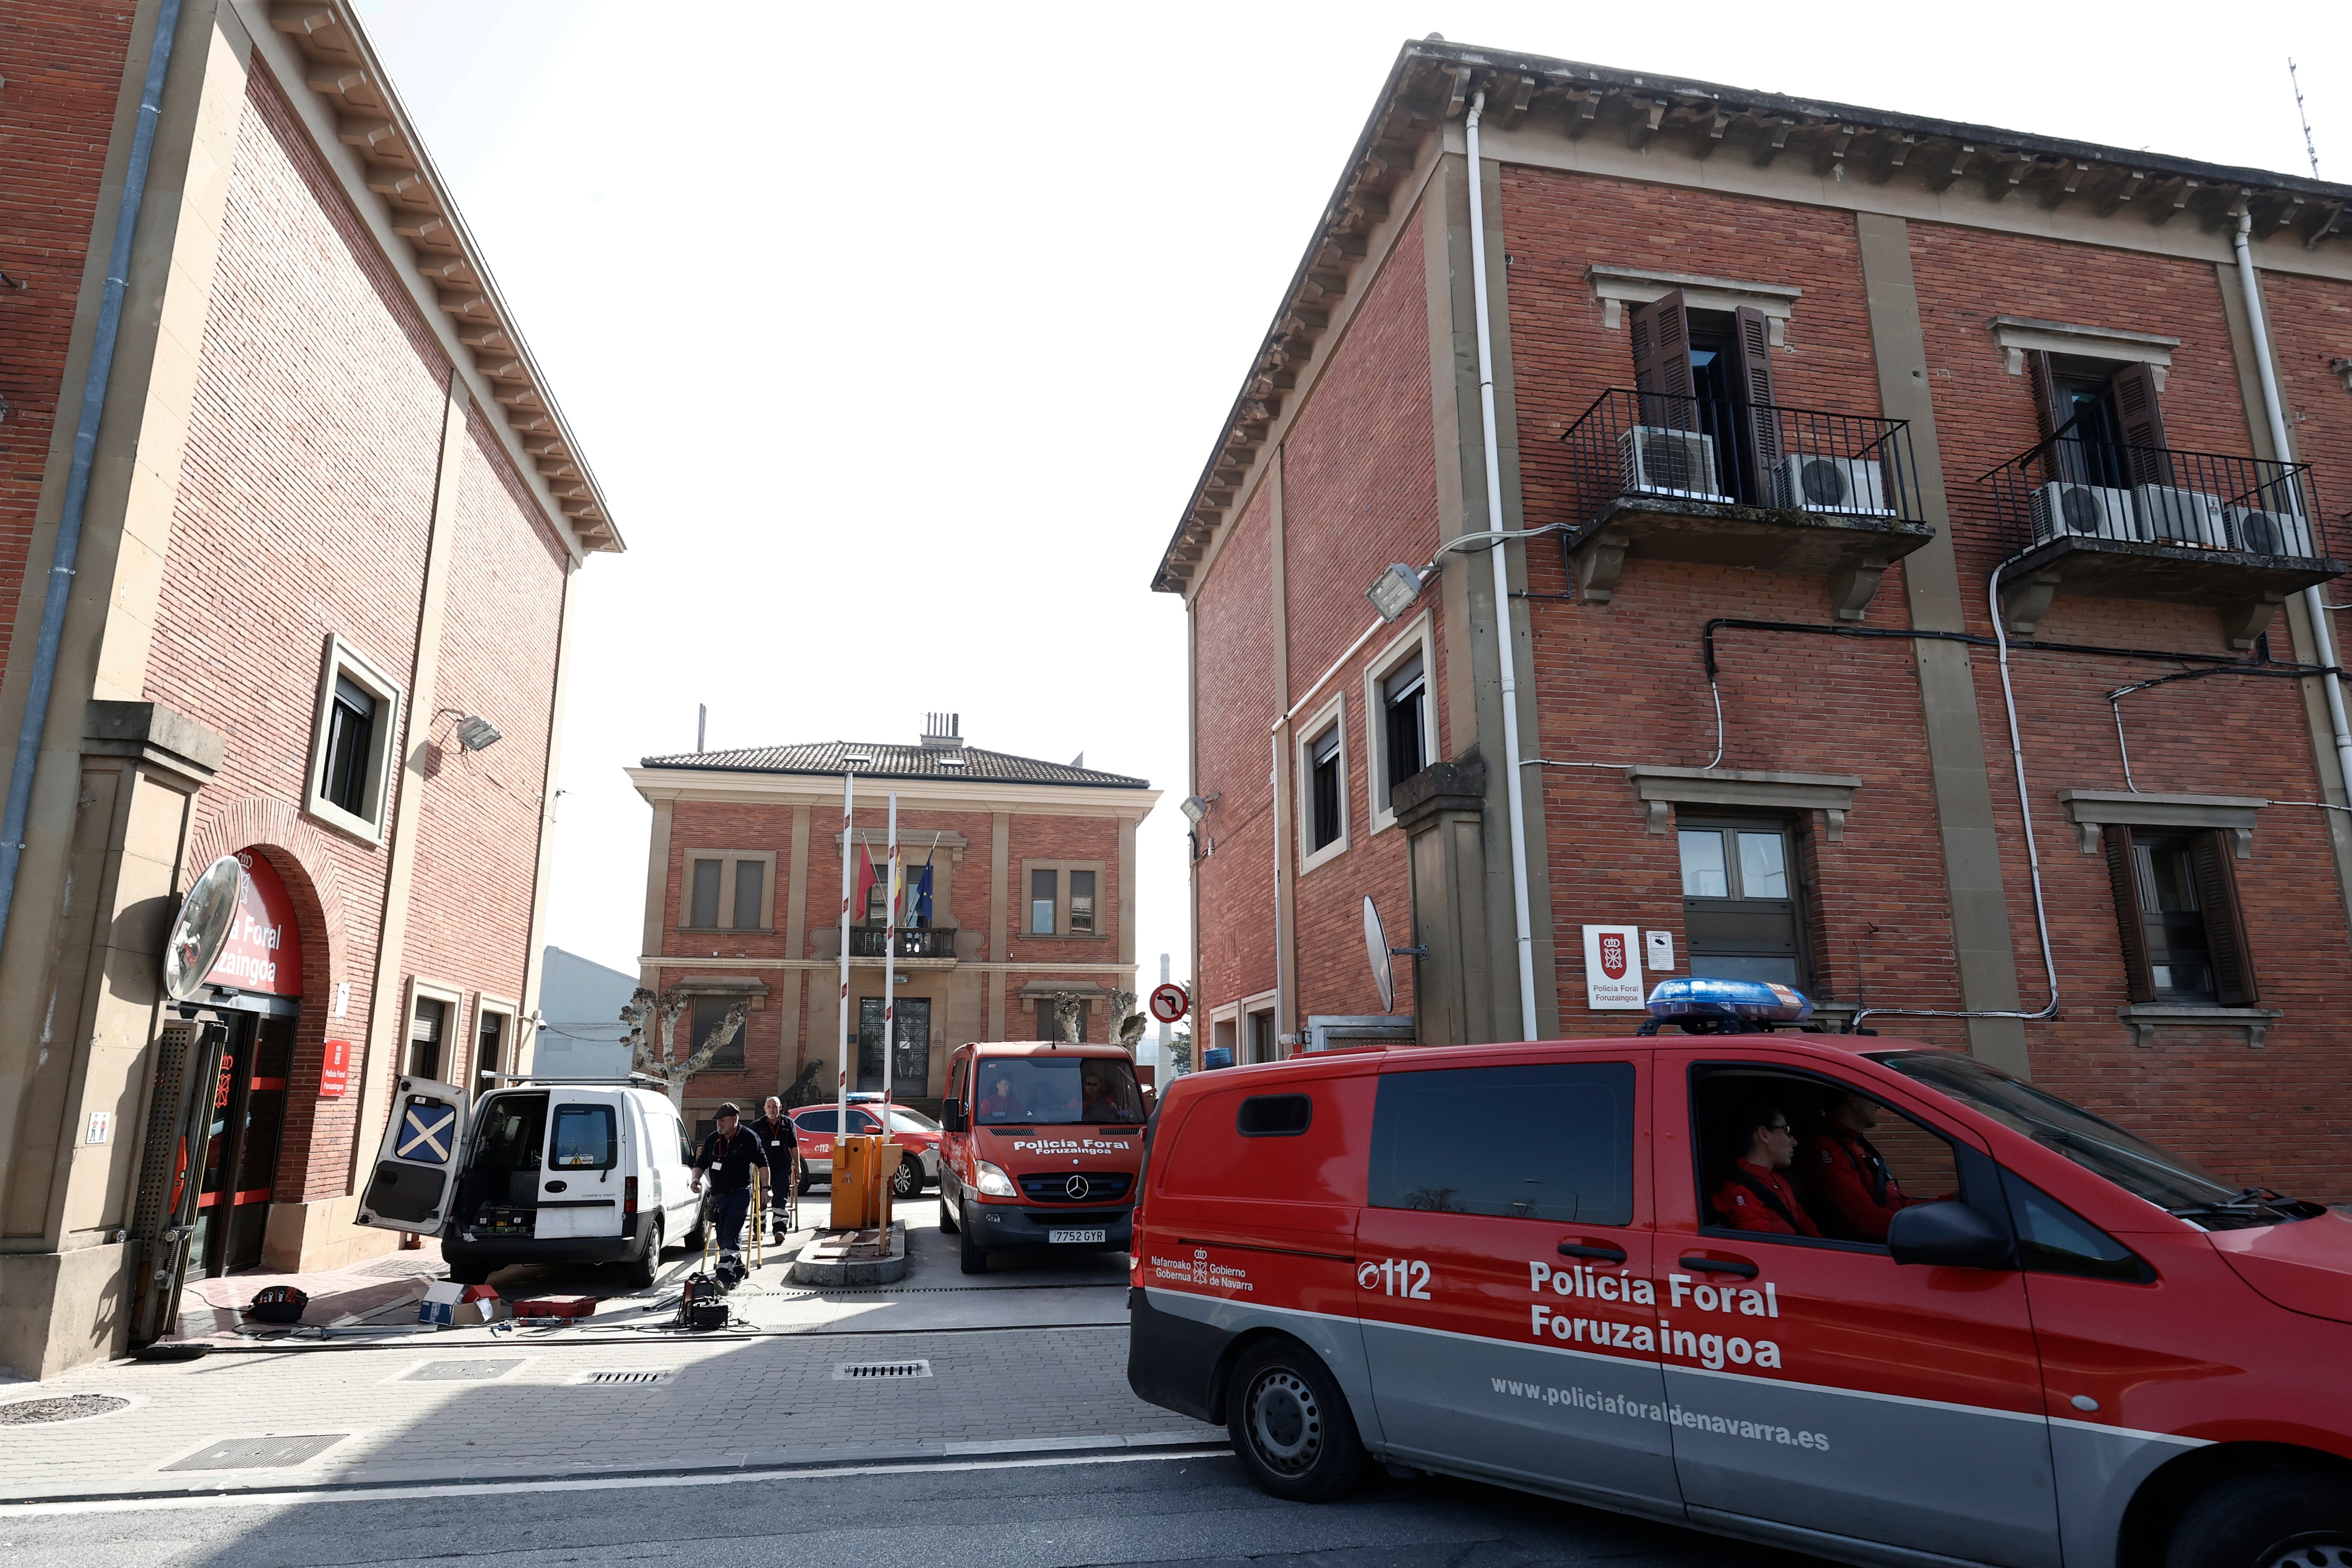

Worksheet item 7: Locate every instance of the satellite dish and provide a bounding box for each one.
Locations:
[163,856,243,1002]
[1365,895,1393,1014]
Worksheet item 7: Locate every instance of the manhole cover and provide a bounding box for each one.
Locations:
[165,1434,345,1471]
[0,1395,129,1426]
[574,1369,671,1386]
[403,1358,523,1382]
[833,1359,932,1381]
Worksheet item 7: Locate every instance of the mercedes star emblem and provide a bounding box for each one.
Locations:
[1064,1174,1090,1200]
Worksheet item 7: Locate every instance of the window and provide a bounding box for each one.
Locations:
[2001,1170,2148,1282]
[1237,1094,1312,1137]
[689,997,746,1071]
[1691,1066,1960,1246]
[407,996,447,1081]
[472,997,517,1099]
[305,635,403,841]
[1382,658,1427,797]
[1310,727,1342,849]
[1021,861,1107,938]
[970,1055,1143,1126]
[680,850,774,931]
[1678,819,1807,986]
[1246,1007,1276,1065]
[2028,351,2170,497]
[2104,825,2255,1005]
[550,1105,617,1170]
[1627,291,1780,505]
[1034,997,1090,1043]
[1369,1062,1635,1225]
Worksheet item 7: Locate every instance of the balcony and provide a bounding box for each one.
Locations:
[1556,390,1935,621]
[1981,435,2341,648]
[848,926,959,962]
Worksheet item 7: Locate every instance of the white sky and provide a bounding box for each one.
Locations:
[352,0,2347,995]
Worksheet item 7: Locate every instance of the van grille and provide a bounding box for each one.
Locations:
[833,1359,933,1380]
[1017,1172,1132,1204]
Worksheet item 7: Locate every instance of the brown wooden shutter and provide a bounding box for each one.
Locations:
[1731,305,1782,499]
[2189,831,2258,1006]
[2026,351,2070,442]
[2103,825,2156,1003]
[1630,290,1697,428]
[2112,362,2172,487]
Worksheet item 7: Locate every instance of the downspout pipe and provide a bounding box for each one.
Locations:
[1464,90,1541,1041]
[0,0,183,957]
[2232,210,2352,795]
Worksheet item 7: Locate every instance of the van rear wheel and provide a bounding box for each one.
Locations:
[2165,1470,2352,1568]
[624,1216,662,1291]
[1227,1339,1364,1503]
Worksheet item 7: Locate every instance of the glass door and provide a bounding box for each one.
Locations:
[857,997,931,1097]
[192,1012,294,1277]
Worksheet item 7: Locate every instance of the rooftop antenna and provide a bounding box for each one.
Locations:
[2291,58,2321,178]
[696,703,706,754]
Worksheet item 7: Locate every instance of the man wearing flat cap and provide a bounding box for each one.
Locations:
[690,1102,764,1282]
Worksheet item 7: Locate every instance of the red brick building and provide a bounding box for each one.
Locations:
[629,716,1158,1131]
[0,1,619,1376]
[1160,39,2352,1198]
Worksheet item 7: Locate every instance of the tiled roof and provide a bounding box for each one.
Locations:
[638,740,1149,789]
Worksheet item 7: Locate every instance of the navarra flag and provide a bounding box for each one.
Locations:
[854,840,879,920]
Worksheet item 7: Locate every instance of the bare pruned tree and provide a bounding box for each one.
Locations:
[619,987,747,1115]
[1104,988,1147,1053]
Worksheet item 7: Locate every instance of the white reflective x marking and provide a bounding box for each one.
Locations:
[396,1103,454,1163]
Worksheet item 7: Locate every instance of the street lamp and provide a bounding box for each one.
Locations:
[1366,562,1426,622]
[454,715,503,751]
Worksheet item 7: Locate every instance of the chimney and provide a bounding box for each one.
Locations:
[921,711,964,751]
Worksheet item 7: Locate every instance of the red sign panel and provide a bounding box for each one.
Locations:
[320,1038,350,1098]
[1598,931,1630,979]
[203,850,302,997]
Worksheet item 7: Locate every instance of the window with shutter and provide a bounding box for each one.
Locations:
[1311,725,1343,851]
[2111,362,2172,488]
[732,859,764,931]
[689,859,721,929]
[1629,290,1697,428]
[1730,304,1780,499]
[2102,826,2156,1003]
[2187,832,2257,1005]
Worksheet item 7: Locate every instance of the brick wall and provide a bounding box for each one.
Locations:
[1193,478,1280,1016]
[0,5,137,683]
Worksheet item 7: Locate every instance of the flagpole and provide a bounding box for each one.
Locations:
[882,793,900,1127]
[836,766,855,1183]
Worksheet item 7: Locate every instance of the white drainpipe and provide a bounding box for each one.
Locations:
[1464,90,1541,1041]
[2232,210,2352,792]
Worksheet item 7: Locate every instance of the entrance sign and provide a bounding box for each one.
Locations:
[320,1038,351,1097]
[163,856,242,1002]
[1582,925,1645,1009]
[204,850,303,997]
[1148,983,1189,1024]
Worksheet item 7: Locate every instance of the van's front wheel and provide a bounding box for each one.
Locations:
[1227,1339,1364,1502]
[2165,1469,2352,1568]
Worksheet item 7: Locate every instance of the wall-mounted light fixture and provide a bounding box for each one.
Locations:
[1180,791,1220,823]
[1366,562,1427,622]
[454,715,504,751]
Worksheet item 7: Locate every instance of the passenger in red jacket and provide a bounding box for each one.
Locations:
[1710,1103,1820,1236]
[1799,1092,1920,1242]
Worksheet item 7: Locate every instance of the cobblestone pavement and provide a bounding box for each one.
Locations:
[0,1321,1214,1502]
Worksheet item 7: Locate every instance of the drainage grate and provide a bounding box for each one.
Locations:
[403,1358,523,1382]
[833,1359,933,1381]
[574,1369,672,1386]
[165,1434,345,1471]
[1,1395,129,1426]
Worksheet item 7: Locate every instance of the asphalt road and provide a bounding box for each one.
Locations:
[0,1447,1830,1568]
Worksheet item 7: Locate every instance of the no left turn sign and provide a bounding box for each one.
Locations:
[1148,983,1188,1024]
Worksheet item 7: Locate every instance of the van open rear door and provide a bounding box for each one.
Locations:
[358,1076,472,1234]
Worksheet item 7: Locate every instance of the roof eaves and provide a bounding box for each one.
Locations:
[1148,37,2352,595]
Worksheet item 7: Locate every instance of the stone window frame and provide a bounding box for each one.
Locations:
[1631,766,1862,843]
[304,634,404,845]
[1989,316,2179,386]
[1020,859,1108,938]
[2056,789,2281,1048]
[472,992,520,1091]
[1364,611,1436,836]
[1296,693,1351,874]
[678,848,777,932]
[1586,264,1803,347]
[404,976,467,1086]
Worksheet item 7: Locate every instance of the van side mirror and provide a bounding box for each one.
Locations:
[941,1101,967,1133]
[1887,1200,2013,1270]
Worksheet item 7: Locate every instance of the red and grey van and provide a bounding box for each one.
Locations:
[937,1040,1149,1274]
[1128,1034,2352,1568]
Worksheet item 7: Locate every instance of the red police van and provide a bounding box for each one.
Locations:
[938,1040,1149,1275]
[1128,1034,2352,1568]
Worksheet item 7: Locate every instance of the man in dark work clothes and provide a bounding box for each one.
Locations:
[690,1103,763,1284]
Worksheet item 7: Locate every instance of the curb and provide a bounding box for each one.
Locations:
[0,1432,1228,1508]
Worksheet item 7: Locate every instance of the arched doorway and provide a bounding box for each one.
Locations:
[186,848,305,1277]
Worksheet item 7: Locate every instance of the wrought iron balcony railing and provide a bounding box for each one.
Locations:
[1557,389,1929,530]
[849,926,958,960]
[1980,434,2330,561]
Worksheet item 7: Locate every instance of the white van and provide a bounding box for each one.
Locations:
[358,1074,705,1287]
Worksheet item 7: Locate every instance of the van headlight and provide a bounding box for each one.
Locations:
[972,1161,1018,1198]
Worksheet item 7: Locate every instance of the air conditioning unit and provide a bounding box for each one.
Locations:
[2029,482,2136,544]
[2224,506,2315,557]
[2132,484,2226,548]
[1617,426,1728,502]
[1771,454,1892,514]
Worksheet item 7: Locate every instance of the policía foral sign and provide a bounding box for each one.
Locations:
[1582,925,1645,1010]
[320,1039,350,1097]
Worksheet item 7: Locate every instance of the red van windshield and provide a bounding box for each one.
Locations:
[972,1057,1143,1125]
